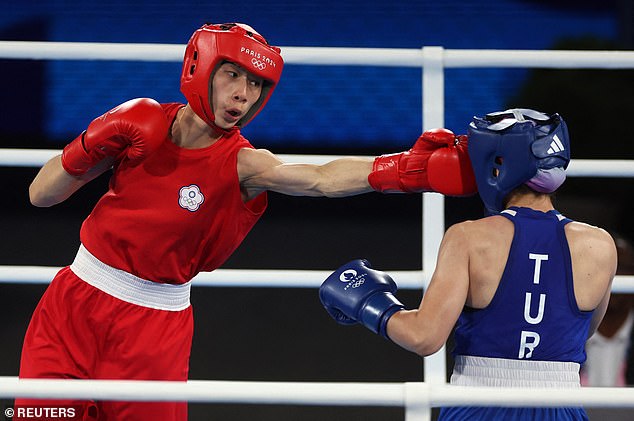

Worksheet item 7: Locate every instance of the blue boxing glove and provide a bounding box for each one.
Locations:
[319,259,404,338]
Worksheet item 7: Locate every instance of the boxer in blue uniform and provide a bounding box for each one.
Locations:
[319,109,618,420]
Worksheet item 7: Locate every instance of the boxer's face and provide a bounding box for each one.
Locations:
[211,62,263,129]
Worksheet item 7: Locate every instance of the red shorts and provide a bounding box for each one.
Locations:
[17,266,194,420]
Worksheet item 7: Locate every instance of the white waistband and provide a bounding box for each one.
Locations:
[70,244,191,311]
[451,355,581,388]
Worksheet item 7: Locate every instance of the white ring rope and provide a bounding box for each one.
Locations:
[1,266,633,294]
[0,266,424,288]
[1,377,633,408]
[1,41,634,68]
[2,148,634,177]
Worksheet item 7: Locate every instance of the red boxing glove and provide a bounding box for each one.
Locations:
[368,128,477,196]
[61,98,169,176]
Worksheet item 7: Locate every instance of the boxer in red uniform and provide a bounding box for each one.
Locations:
[18,23,476,420]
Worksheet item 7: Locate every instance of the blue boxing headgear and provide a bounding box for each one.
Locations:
[467,109,570,215]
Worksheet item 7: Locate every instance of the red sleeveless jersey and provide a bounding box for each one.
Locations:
[80,102,267,284]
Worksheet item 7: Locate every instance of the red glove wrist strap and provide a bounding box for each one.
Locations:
[61,132,98,176]
[368,154,409,193]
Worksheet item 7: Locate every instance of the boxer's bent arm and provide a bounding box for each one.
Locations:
[238,148,374,199]
[29,154,114,207]
[386,223,470,356]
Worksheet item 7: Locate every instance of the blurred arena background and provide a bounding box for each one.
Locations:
[0,1,632,420]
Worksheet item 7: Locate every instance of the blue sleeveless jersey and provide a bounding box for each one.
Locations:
[439,207,593,421]
[452,207,593,363]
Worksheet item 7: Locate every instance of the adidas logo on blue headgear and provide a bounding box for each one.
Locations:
[467,108,570,215]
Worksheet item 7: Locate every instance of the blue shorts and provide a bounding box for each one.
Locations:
[439,406,589,420]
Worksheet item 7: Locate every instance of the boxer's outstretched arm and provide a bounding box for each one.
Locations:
[238,129,476,201]
[238,148,374,200]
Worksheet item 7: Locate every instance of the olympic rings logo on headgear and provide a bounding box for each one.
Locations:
[251,58,266,71]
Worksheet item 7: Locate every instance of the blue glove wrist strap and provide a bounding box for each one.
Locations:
[359,292,404,338]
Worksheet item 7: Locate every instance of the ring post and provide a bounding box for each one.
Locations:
[405,382,431,421]
[421,46,447,386]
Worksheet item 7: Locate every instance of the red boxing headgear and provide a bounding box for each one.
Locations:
[180,23,284,129]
